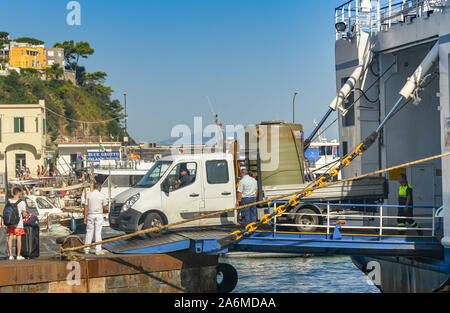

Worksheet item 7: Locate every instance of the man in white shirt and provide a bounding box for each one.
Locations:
[7,188,28,260]
[237,168,258,226]
[84,182,108,255]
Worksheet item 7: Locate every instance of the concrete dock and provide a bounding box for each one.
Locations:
[0,252,218,293]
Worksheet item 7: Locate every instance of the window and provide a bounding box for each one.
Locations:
[70,154,78,166]
[14,117,24,133]
[164,162,197,191]
[47,50,54,57]
[24,198,39,216]
[341,77,355,127]
[36,198,53,210]
[342,141,348,157]
[43,118,46,134]
[31,60,35,67]
[15,154,26,170]
[206,160,229,184]
[37,60,40,69]
[136,161,172,188]
[35,118,39,132]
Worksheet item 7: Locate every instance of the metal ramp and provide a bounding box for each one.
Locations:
[103,227,443,259]
[104,202,444,259]
[103,228,230,254]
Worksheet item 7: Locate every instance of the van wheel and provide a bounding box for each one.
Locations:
[294,208,321,232]
[142,212,165,239]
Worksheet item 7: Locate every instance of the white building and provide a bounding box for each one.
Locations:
[56,142,122,176]
[0,100,46,184]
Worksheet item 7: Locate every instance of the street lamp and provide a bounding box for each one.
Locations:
[292,91,299,123]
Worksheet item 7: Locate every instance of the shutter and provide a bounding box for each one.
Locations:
[43,118,46,134]
[14,117,19,133]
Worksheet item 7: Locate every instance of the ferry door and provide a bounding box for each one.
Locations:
[160,161,203,227]
[409,164,435,207]
[201,159,236,226]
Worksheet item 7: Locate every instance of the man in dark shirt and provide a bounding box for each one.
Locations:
[177,168,191,188]
[397,174,419,231]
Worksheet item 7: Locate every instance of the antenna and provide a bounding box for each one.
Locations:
[206,96,223,147]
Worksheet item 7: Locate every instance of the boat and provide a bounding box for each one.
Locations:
[330,0,450,292]
[304,138,341,181]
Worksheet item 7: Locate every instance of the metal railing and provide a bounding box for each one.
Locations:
[269,201,442,239]
[335,0,446,39]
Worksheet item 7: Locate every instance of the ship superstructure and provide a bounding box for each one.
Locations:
[332,0,450,292]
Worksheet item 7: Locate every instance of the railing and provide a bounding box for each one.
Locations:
[269,201,442,239]
[335,0,446,39]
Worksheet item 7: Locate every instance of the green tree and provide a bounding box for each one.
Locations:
[14,37,44,45]
[45,64,64,80]
[53,40,94,72]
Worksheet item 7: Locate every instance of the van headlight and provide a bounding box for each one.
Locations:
[122,193,140,212]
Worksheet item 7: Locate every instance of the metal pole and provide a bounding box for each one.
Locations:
[376,96,404,132]
[4,150,8,199]
[432,207,435,238]
[292,92,298,123]
[123,93,127,144]
[327,203,330,238]
[379,205,383,237]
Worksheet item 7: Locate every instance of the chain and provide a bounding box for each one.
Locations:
[217,130,380,248]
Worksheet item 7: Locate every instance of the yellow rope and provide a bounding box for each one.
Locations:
[60,151,450,253]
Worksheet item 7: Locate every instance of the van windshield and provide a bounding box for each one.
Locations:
[135,161,172,188]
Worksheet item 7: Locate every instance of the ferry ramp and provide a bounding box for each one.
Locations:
[103,203,444,259]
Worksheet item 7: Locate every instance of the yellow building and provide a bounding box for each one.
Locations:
[0,100,46,183]
[9,46,47,70]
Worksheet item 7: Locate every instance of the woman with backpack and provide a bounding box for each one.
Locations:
[5,188,28,260]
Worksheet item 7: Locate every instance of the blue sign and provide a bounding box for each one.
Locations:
[86,151,121,162]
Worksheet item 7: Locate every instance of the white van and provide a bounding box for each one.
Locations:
[109,153,237,233]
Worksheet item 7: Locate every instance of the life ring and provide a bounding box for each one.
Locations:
[217,263,238,293]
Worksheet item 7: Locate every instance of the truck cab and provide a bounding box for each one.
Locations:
[109,153,237,233]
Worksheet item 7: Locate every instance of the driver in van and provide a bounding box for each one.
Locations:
[176,167,191,189]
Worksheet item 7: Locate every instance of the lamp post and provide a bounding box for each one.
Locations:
[292,91,299,123]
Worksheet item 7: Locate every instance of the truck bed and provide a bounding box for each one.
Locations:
[262,176,387,202]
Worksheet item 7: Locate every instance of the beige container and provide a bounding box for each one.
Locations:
[245,121,306,186]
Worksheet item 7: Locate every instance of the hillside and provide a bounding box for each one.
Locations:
[0,70,132,147]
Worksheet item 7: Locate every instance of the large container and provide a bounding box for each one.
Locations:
[245,121,306,186]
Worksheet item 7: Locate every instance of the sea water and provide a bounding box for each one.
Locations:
[221,255,380,293]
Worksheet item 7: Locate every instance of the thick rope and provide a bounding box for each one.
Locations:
[60,151,450,254]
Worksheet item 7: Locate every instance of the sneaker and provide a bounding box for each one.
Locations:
[16,256,25,260]
[8,256,14,260]
[95,250,106,256]
[84,250,90,255]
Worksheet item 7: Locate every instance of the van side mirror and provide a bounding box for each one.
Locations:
[161,180,170,194]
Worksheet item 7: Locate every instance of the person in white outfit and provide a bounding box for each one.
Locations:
[84,182,108,255]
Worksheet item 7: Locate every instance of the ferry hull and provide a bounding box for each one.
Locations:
[351,255,450,293]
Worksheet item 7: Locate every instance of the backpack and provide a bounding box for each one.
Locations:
[3,200,22,227]
[23,215,39,227]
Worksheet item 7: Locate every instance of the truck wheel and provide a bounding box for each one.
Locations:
[142,212,165,239]
[294,208,320,232]
[217,263,238,293]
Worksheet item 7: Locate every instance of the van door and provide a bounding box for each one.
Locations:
[161,161,203,227]
[201,159,236,226]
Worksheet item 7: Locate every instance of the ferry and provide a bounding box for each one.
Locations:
[331,0,450,292]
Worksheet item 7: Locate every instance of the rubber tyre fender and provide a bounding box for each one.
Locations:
[217,263,238,293]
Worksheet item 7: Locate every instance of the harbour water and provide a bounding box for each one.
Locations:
[221,256,380,293]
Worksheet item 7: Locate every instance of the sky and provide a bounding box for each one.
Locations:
[2,0,344,143]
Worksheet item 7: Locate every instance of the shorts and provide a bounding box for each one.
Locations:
[7,227,25,236]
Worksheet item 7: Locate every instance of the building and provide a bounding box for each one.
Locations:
[44,47,64,68]
[0,100,47,183]
[9,44,46,70]
[56,142,122,176]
